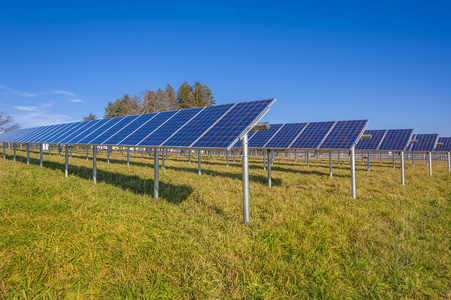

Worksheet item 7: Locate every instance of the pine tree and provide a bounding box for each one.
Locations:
[82,113,99,121]
[104,94,131,118]
[177,81,195,109]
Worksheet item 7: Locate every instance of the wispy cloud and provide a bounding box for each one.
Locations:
[13,103,72,127]
[38,90,77,97]
[68,98,84,103]
[0,84,36,97]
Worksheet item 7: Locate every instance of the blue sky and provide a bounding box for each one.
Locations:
[1,1,450,135]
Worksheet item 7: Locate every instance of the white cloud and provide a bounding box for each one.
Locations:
[14,106,39,111]
[68,98,84,103]
[38,90,77,97]
[0,84,36,97]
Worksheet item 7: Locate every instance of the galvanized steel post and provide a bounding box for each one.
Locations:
[127,147,130,165]
[40,144,43,168]
[242,133,249,223]
[154,148,159,199]
[26,143,30,165]
[93,146,97,184]
[351,147,356,199]
[198,150,201,175]
[65,145,69,178]
[268,149,272,188]
[448,152,450,172]
[428,152,432,176]
[13,143,16,162]
[329,150,332,177]
[401,151,405,186]
[367,151,370,171]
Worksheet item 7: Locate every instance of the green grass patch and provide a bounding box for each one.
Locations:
[0,149,450,298]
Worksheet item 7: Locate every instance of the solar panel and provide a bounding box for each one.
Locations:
[16,126,47,143]
[161,104,234,148]
[247,123,284,148]
[88,116,138,145]
[8,128,36,143]
[102,113,156,145]
[192,99,275,149]
[289,121,335,149]
[265,123,308,149]
[66,119,103,144]
[435,137,451,152]
[42,122,79,144]
[27,125,59,143]
[378,129,413,151]
[356,130,387,150]
[319,120,368,150]
[74,118,117,144]
[137,107,204,147]
[119,110,178,146]
[57,121,93,144]
[409,134,439,152]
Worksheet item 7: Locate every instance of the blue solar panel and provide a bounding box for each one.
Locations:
[66,119,103,144]
[138,107,204,147]
[10,127,38,143]
[378,129,413,151]
[16,126,46,143]
[319,120,368,150]
[119,110,178,146]
[88,116,139,145]
[162,104,234,148]
[193,99,275,149]
[27,125,59,143]
[57,121,93,144]
[265,123,308,149]
[74,118,118,144]
[356,130,387,150]
[435,137,451,152]
[35,123,71,144]
[0,129,23,142]
[410,134,439,152]
[290,121,335,149]
[247,124,284,148]
[103,113,156,145]
[41,122,79,144]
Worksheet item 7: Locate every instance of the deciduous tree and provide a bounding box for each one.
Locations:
[0,112,20,132]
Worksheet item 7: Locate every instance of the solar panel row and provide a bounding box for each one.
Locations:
[235,120,368,150]
[356,129,413,151]
[408,134,439,152]
[435,137,451,152]
[0,99,276,150]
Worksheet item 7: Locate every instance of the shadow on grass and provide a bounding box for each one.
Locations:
[14,154,193,204]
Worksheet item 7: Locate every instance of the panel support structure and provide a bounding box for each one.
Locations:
[393,153,395,168]
[40,144,43,168]
[227,151,229,167]
[263,149,266,170]
[268,149,272,188]
[13,143,16,162]
[306,150,310,167]
[428,152,432,176]
[338,151,340,165]
[154,148,159,199]
[65,145,69,178]
[86,146,89,160]
[242,133,249,224]
[367,151,370,171]
[401,151,405,186]
[127,147,130,165]
[329,151,332,177]
[27,143,30,165]
[162,149,165,169]
[107,146,110,163]
[198,150,201,175]
[2,142,5,159]
[448,152,450,172]
[93,146,97,184]
[189,150,191,163]
[351,147,356,199]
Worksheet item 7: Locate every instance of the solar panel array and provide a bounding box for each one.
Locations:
[356,129,413,151]
[407,134,439,152]
[0,99,275,150]
[233,120,368,150]
[435,137,451,152]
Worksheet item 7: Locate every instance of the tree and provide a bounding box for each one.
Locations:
[104,94,131,118]
[82,113,99,121]
[177,81,215,109]
[0,112,20,133]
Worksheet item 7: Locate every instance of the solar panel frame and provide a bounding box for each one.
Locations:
[66,119,103,144]
[318,120,369,150]
[378,129,414,152]
[33,124,67,144]
[101,114,147,145]
[16,126,47,143]
[8,128,37,143]
[289,121,336,150]
[409,134,439,152]
[43,122,80,144]
[265,123,308,149]
[57,121,93,144]
[26,125,60,144]
[355,129,388,151]
[246,123,284,149]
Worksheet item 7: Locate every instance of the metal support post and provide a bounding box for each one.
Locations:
[351,147,356,199]
[49,144,51,156]
[317,151,319,161]
[401,151,405,186]
[367,151,370,171]
[2,142,5,159]
[26,143,30,165]
[107,146,110,163]
[227,151,229,166]
[93,146,97,184]
[448,152,450,172]
[127,147,130,165]
[268,149,272,187]
[154,148,159,199]
[428,152,432,176]
[380,152,382,164]
[13,143,16,162]
[393,153,395,168]
[295,150,297,161]
[233,149,236,162]
[198,150,201,175]
[306,150,310,167]
[242,133,249,223]
[65,145,69,178]
[40,144,43,168]
[338,151,341,165]
[329,151,332,177]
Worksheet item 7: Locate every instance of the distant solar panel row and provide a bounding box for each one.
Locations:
[0,99,275,150]
[233,119,368,150]
[356,129,413,151]
[435,137,451,152]
[407,134,439,152]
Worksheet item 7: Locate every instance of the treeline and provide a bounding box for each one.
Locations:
[100,81,214,119]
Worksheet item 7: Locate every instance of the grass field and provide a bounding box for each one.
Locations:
[0,148,450,299]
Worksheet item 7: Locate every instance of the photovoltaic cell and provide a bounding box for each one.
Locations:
[193,99,275,149]
[75,118,118,144]
[409,134,439,152]
[319,120,368,150]
[435,137,451,152]
[162,104,234,148]
[247,124,284,148]
[355,130,387,150]
[265,123,308,149]
[12,127,41,143]
[28,125,60,143]
[138,107,204,147]
[290,121,335,149]
[17,126,47,143]
[101,113,155,145]
[378,129,413,151]
[57,121,93,144]
[44,122,80,144]
[66,119,103,144]
[119,110,178,146]
[88,116,139,145]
